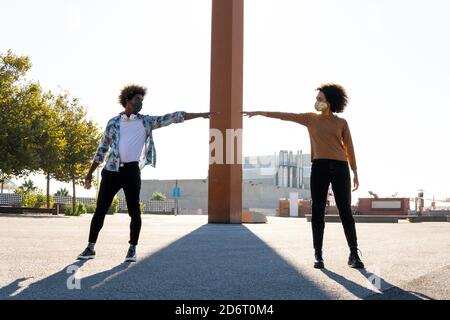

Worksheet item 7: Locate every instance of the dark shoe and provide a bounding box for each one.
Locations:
[125,247,137,263]
[348,249,365,269]
[314,251,324,269]
[77,247,95,260]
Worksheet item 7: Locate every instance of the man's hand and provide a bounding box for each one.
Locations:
[352,172,359,192]
[185,112,220,120]
[84,173,93,190]
[204,111,220,118]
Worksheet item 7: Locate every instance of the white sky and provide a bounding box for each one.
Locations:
[1,0,449,202]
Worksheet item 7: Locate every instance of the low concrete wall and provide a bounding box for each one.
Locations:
[122,179,311,210]
[0,206,57,215]
[408,216,449,223]
[305,214,399,223]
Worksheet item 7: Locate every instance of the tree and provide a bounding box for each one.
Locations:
[17,179,37,193]
[14,179,41,207]
[1,50,73,207]
[1,50,101,210]
[0,50,41,178]
[53,94,101,213]
[54,188,69,197]
[34,92,66,207]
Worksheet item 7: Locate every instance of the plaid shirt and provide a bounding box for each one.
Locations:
[93,111,186,172]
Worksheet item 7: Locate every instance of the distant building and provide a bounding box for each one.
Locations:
[243,150,311,190]
[120,150,312,211]
[0,179,17,194]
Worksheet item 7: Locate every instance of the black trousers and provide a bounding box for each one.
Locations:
[88,162,142,245]
[310,159,358,251]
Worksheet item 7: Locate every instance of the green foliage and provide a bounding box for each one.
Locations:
[65,206,79,216]
[13,188,28,207]
[0,49,31,83]
[0,50,102,211]
[0,50,46,176]
[17,179,37,193]
[76,203,87,215]
[54,188,70,196]
[52,93,102,213]
[150,192,166,201]
[14,184,52,208]
[30,193,47,208]
[65,203,86,216]
[86,203,96,213]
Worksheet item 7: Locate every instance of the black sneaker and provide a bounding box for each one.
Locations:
[77,247,95,260]
[314,251,324,269]
[348,249,365,269]
[125,247,137,263]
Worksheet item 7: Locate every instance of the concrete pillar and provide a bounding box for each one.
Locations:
[208,0,244,224]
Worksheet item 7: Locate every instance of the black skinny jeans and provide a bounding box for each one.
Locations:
[310,159,358,251]
[88,162,142,245]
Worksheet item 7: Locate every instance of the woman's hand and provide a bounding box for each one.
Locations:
[242,111,264,118]
[352,172,359,192]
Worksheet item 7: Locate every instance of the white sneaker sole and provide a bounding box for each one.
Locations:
[124,257,136,263]
[77,255,95,260]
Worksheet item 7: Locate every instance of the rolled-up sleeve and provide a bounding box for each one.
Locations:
[93,122,111,164]
[149,111,186,130]
[342,120,357,171]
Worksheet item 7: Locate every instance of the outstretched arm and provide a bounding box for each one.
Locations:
[242,111,310,126]
[185,112,219,120]
[149,111,186,129]
[150,111,220,129]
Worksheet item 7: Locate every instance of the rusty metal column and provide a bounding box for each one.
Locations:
[208,0,243,224]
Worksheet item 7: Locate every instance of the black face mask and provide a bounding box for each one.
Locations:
[133,101,143,113]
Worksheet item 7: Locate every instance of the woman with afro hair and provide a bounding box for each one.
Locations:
[243,84,364,269]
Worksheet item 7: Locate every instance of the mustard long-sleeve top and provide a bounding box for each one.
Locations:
[267,112,357,171]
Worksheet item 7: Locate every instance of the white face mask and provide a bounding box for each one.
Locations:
[314,101,328,112]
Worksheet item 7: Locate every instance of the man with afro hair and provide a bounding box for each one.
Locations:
[78,84,216,263]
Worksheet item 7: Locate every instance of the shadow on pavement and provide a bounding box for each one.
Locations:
[2,224,333,300]
[0,277,33,298]
[320,268,434,300]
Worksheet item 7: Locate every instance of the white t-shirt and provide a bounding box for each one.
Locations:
[118,118,146,163]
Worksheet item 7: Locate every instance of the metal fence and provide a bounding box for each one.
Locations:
[0,194,21,206]
[53,196,97,206]
[119,199,175,213]
[0,193,175,213]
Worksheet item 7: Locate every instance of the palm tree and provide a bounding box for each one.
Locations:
[54,188,69,197]
[14,179,38,207]
[17,179,37,193]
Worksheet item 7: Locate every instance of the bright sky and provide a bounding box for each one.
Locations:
[1,0,449,203]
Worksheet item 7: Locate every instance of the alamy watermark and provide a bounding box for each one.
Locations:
[209,128,279,174]
[363,265,383,292]
[66,265,82,290]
